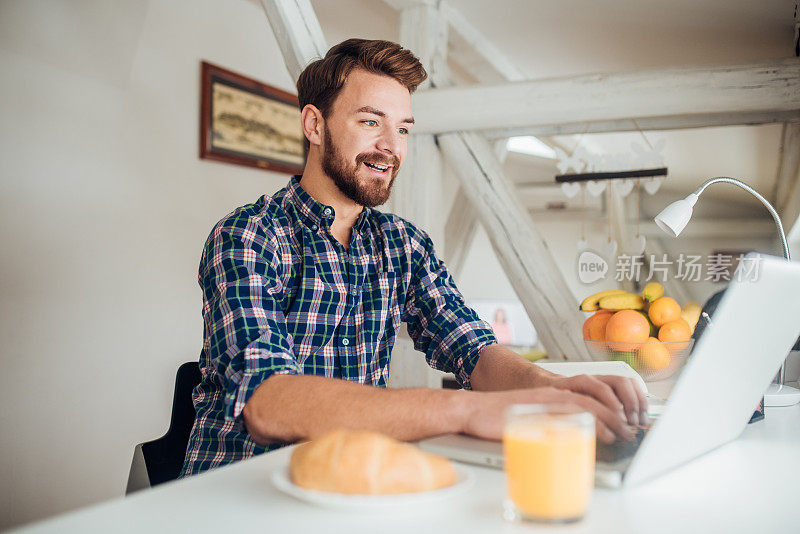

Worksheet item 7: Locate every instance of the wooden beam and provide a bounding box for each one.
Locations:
[774,123,800,213]
[440,1,526,82]
[443,140,508,277]
[779,156,800,243]
[398,0,449,88]
[444,187,475,279]
[389,2,449,389]
[411,59,800,134]
[439,132,591,361]
[483,112,800,138]
[258,0,327,81]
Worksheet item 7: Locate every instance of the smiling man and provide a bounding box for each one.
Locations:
[180,39,646,477]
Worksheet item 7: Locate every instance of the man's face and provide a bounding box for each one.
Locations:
[320,69,414,208]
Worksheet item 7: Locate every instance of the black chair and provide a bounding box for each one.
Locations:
[126,361,202,494]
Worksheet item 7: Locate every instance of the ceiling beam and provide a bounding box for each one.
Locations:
[410,58,800,134]
[439,131,592,361]
[258,0,327,81]
[439,1,526,82]
[483,111,800,138]
[774,123,800,210]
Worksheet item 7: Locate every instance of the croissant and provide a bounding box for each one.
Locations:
[289,429,457,494]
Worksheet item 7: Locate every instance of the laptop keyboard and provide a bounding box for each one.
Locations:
[596,424,651,464]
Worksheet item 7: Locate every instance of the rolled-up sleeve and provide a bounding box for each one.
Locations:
[200,214,301,426]
[400,225,497,389]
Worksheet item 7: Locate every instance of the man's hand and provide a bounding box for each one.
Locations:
[544,374,648,427]
[462,387,637,444]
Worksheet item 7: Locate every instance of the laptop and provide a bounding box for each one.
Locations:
[419,254,800,488]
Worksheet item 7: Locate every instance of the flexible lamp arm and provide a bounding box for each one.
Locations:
[693,177,791,261]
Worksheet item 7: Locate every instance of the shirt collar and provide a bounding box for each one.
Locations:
[286,175,372,233]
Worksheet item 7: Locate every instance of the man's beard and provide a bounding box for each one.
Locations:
[321,124,400,208]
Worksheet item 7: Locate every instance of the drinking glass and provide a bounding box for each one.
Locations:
[503,404,595,523]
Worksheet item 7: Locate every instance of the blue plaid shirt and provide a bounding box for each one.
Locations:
[180,176,496,476]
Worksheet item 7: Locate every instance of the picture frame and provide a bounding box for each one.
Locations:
[200,61,305,174]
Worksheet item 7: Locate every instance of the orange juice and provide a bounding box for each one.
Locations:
[503,408,595,522]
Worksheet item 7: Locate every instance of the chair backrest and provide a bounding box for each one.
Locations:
[126,361,202,494]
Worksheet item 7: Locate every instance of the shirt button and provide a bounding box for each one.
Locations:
[342,338,350,346]
[311,224,318,232]
[322,207,333,218]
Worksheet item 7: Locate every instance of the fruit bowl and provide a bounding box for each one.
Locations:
[584,338,695,382]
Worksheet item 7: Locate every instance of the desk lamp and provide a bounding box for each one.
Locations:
[654,177,800,407]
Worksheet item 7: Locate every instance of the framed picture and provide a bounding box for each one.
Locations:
[200,61,305,174]
[467,299,538,347]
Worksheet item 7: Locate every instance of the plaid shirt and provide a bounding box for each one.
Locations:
[180,176,496,476]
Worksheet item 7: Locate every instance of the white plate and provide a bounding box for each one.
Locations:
[271,465,475,511]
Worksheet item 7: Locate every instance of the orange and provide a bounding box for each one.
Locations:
[582,310,613,341]
[605,310,650,351]
[637,337,671,370]
[658,318,692,354]
[648,297,682,327]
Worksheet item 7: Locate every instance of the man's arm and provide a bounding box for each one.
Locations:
[242,369,636,446]
[471,343,649,426]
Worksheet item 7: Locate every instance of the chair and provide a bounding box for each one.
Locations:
[126,361,202,494]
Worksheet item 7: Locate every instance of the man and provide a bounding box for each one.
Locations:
[181,39,645,477]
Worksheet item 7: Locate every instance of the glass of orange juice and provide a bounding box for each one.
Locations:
[503,404,595,523]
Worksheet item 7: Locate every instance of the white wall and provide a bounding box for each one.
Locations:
[0,0,302,528]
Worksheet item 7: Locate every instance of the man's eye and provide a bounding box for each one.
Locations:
[362,120,377,127]
[398,127,409,135]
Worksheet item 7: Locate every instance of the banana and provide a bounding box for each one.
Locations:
[599,293,645,311]
[580,289,626,311]
[642,282,665,303]
[681,302,702,333]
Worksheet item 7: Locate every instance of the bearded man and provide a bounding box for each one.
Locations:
[181,39,646,476]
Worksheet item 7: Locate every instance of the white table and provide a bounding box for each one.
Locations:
[13,405,800,534]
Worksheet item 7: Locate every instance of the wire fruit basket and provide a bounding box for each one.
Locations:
[584,338,695,382]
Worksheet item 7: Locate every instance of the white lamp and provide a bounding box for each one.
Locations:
[654,177,800,407]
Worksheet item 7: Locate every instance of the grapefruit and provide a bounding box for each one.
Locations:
[605,310,650,351]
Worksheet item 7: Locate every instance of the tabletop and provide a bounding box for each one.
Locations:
[13,404,800,534]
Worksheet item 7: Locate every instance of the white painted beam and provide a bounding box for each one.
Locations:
[774,123,800,213]
[411,59,800,134]
[440,0,526,82]
[258,0,327,81]
[444,187,475,279]
[439,132,591,361]
[389,2,449,389]
[443,140,508,277]
[483,112,800,139]
[779,160,800,245]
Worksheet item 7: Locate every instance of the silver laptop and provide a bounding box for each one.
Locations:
[419,254,800,488]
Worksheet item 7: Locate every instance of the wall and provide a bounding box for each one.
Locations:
[0,0,303,528]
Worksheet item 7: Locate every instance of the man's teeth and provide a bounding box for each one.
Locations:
[365,162,389,172]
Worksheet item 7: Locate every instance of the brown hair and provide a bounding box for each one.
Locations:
[296,39,427,151]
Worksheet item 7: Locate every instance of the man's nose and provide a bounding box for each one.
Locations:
[376,128,402,158]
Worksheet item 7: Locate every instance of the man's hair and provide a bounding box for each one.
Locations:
[296,39,427,151]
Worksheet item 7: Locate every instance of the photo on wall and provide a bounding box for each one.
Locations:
[200,61,305,174]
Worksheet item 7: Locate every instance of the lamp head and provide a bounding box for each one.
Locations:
[654,193,698,237]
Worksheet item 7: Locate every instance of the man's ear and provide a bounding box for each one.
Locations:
[301,104,324,147]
